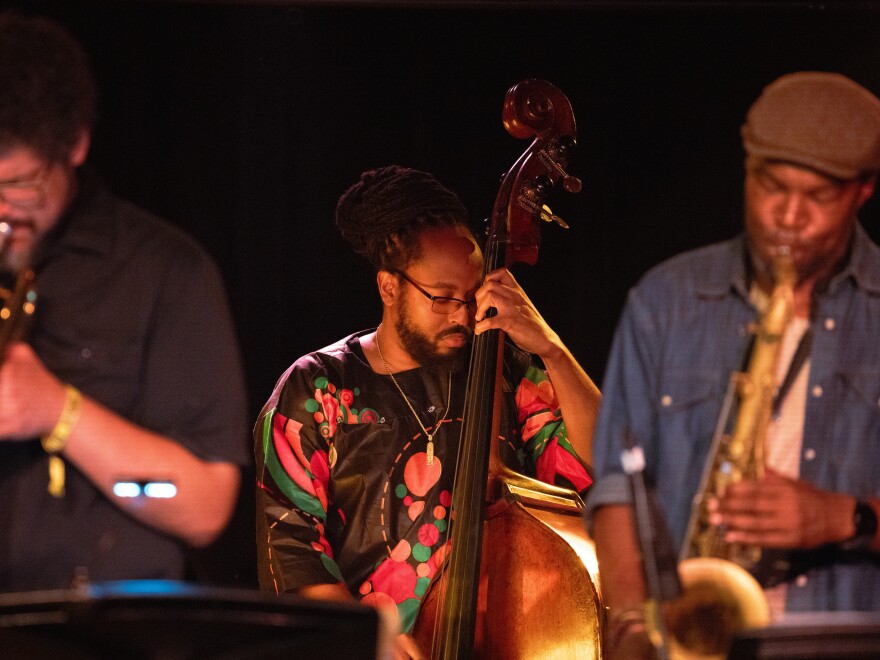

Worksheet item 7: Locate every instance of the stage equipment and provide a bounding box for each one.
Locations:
[0,580,379,659]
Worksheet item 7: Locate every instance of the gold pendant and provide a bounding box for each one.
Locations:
[426,438,434,465]
[48,455,65,498]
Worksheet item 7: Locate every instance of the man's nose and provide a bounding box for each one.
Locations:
[777,193,807,229]
[449,301,473,326]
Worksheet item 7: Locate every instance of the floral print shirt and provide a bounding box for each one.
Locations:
[255,331,592,633]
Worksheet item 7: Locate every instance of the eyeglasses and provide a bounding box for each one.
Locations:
[396,271,477,314]
[0,167,48,210]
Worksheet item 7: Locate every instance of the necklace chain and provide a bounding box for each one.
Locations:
[375,332,452,465]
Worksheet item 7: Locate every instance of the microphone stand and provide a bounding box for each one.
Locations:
[621,431,680,660]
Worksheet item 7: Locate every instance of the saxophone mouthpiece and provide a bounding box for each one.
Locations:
[771,246,796,286]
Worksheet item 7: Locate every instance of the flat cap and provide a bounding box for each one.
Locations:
[742,72,880,180]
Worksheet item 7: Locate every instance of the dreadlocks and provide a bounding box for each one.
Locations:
[335,165,470,272]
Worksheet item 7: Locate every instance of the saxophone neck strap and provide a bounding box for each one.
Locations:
[771,325,813,418]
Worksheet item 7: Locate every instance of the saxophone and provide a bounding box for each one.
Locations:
[665,248,796,659]
[0,221,37,361]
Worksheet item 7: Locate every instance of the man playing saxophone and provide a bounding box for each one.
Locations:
[587,72,880,658]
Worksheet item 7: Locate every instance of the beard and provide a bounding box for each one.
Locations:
[395,295,471,376]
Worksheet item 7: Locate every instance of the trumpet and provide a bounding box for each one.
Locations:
[0,221,37,361]
[667,248,796,659]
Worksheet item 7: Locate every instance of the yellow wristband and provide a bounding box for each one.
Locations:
[41,385,82,454]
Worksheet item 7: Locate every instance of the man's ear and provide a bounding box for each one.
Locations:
[377,270,399,307]
[856,174,876,209]
[69,129,91,167]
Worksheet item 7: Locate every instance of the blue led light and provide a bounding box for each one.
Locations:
[112,482,142,498]
[143,482,177,498]
[113,480,177,498]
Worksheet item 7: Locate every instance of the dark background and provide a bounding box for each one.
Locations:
[7,0,880,587]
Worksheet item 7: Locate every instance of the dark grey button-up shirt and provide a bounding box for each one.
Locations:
[0,170,249,591]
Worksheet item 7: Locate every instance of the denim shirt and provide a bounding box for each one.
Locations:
[587,225,880,612]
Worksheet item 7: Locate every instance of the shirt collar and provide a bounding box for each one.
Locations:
[36,166,115,263]
[827,222,880,296]
[694,235,749,300]
[694,223,880,300]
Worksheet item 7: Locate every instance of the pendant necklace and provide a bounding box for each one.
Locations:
[375,332,452,465]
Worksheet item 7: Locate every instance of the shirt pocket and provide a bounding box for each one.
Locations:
[841,371,880,410]
[830,371,880,493]
[837,370,880,442]
[656,369,725,415]
[655,369,727,475]
[79,329,142,363]
[331,419,396,479]
[56,331,144,415]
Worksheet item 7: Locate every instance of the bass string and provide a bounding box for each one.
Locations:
[427,229,505,653]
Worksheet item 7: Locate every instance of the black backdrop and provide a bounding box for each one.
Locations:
[7,0,880,587]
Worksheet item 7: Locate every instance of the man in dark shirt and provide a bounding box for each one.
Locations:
[0,12,249,590]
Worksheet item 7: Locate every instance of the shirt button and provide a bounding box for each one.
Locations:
[80,348,92,360]
[811,385,823,398]
[804,448,816,461]
[795,575,808,588]
[661,395,673,407]
[824,317,836,331]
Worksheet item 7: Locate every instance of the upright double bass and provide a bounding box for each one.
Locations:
[413,80,603,659]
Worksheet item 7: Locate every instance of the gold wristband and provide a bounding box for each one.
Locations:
[41,385,82,454]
